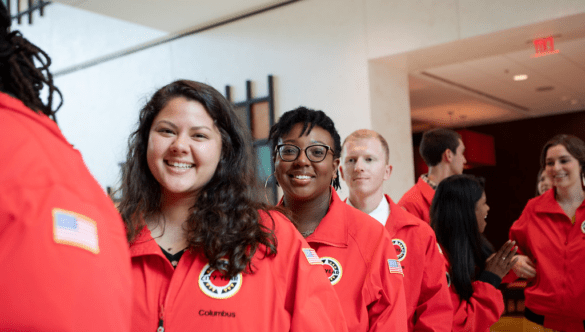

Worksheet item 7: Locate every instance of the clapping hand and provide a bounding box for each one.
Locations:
[485,240,519,279]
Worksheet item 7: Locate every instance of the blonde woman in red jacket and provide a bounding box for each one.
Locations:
[118,80,347,332]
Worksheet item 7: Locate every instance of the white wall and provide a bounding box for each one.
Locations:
[14,0,585,200]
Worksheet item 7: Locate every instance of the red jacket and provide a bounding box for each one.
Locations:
[384,195,453,332]
[509,189,585,332]
[441,250,504,332]
[0,93,132,331]
[129,210,348,332]
[305,190,408,332]
[397,177,434,224]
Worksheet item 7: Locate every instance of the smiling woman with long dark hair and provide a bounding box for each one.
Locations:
[119,81,347,332]
[431,174,517,332]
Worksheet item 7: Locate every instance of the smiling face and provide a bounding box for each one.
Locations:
[274,123,339,203]
[146,97,222,201]
[340,137,391,199]
[475,191,489,233]
[545,144,582,191]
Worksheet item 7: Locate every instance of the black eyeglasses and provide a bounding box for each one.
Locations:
[275,144,334,162]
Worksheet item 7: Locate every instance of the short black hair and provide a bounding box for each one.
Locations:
[419,128,461,167]
[268,106,341,190]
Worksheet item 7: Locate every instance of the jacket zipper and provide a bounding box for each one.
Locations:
[157,305,165,332]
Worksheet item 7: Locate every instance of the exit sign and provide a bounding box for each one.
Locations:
[532,36,560,58]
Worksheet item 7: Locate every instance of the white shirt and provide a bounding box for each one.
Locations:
[347,196,390,226]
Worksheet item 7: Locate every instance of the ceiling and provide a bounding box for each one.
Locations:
[409,15,585,132]
[53,0,585,132]
[52,0,291,33]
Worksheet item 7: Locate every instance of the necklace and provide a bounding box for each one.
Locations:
[298,189,332,238]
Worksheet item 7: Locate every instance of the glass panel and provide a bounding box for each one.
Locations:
[254,144,276,204]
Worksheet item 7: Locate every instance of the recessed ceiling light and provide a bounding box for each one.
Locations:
[514,74,528,81]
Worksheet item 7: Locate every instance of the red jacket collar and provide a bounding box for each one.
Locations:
[532,188,585,214]
[0,92,67,145]
[129,226,162,257]
[385,194,419,235]
[417,177,436,204]
[307,189,349,247]
[279,188,349,248]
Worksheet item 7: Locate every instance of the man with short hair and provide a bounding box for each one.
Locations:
[340,129,453,332]
[398,128,466,224]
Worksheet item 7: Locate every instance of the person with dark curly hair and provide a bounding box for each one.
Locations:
[509,134,585,332]
[269,106,407,332]
[120,81,347,332]
[430,174,517,332]
[0,2,132,331]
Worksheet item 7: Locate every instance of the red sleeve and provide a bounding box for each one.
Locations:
[414,234,453,332]
[272,212,349,332]
[363,230,408,332]
[450,280,504,332]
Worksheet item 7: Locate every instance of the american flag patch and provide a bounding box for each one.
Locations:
[302,248,322,265]
[388,259,403,275]
[53,208,99,254]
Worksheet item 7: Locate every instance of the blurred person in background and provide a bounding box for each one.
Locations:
[536,167,553,196]
[398,128,466,224]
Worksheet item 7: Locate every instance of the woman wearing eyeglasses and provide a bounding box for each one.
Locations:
[269,106,407,332]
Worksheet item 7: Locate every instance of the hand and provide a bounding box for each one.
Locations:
[485,240,518,279]
[512,255,536,279]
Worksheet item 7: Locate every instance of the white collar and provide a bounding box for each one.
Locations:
[347,196,390,226]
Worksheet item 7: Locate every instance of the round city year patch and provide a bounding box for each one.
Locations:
[321,257,343,285]
[199,263,243,299]
[392,239,407,262]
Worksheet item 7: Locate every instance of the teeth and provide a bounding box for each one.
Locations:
[168,161,193,169]
[294,175,311,180]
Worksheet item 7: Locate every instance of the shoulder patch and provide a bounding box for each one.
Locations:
[388,259,403,275]
[53,208,99,254]
[199,263,243,299]
[392,239,407,261]
[321,257,343,285]
[302,248,322,265]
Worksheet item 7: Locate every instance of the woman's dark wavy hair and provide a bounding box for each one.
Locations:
[268,106,342,190]
[118,80,277,278]
[430,174,486,302]
[0,3,62,121]
[540,134,585,189]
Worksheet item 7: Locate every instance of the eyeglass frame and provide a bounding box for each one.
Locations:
[275,143,335,163]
